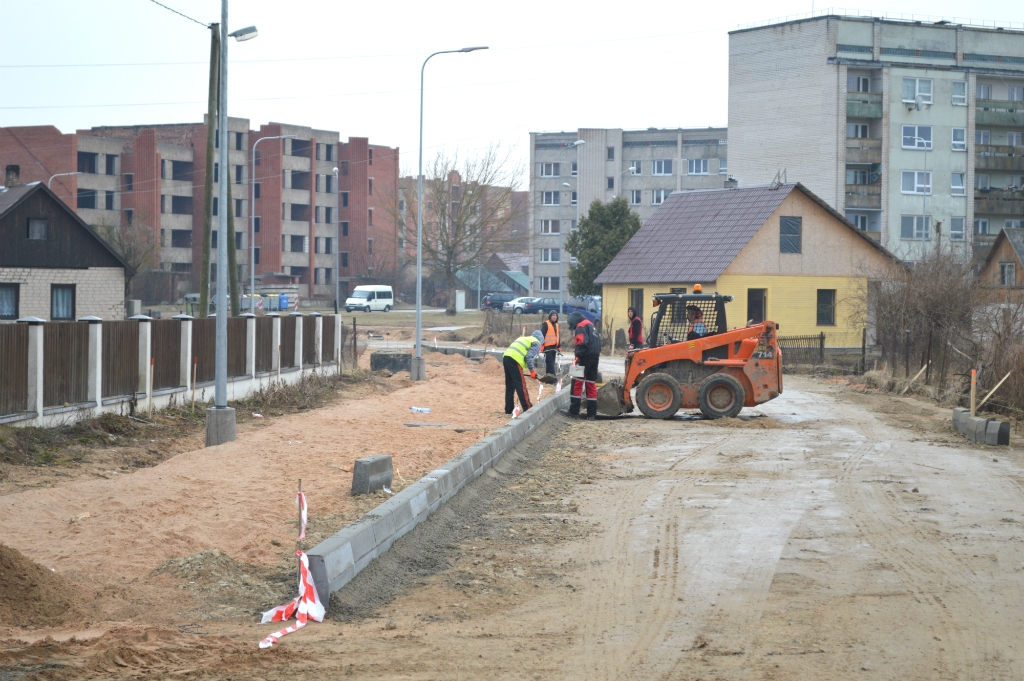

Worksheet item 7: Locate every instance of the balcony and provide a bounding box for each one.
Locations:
[976,101,1024,127]
[974,188,1024,215]
[976,144,1024,172]
[846,138,881,164]
[847,92,882,118]
[845,184,881,209]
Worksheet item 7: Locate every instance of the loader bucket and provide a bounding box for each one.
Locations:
[596,378,627,416]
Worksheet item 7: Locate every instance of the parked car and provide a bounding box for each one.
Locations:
[503,297,536,313]
[520,297,563,315]
[567,294,602,324]
[481,292,515,310]
[345,285,394,312]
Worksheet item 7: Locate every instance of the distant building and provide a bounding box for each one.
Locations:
[729,13,1024,262]
[0,183,131,321]
[978,227,1024,296]
[528,127,729,297]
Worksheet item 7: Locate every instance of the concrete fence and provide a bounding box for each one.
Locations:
[0,312,345,428]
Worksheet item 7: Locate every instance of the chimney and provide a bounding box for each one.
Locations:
[724,176,738,189]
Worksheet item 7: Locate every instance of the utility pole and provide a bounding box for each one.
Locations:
[199,25,219,317]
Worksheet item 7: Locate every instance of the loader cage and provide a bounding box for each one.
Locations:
[648,293,732,348]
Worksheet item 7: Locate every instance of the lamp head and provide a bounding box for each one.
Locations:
[229,25,258,41]
[562,182,572,188]
[573,140,585,146]
[459,46,489,52]
[333,167,339,176]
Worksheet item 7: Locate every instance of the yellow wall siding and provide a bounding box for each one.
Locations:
[602,282,717,338]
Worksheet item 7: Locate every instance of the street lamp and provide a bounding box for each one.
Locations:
[47,171,79,190]
[333,166,340,313]
[413,45,488,381]
[611,168,633,198]
[250,134,294,302]
[556,141,584,314]
[208,0,257,446]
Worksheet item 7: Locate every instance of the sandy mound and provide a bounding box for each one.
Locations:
[0,544,88,628]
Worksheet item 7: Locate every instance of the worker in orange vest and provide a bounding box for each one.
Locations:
[540,311,560,376]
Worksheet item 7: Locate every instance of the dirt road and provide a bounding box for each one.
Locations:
[4,375,1024,680]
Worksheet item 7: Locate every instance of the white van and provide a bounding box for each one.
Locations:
[345,285,394,312]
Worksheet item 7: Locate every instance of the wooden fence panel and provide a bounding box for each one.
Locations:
[778,333,826,366]
[44,322,88,407]
[322,316,335,362]
[102,320,139,398]
[0,324,29,416]
[228,317,247,377]
[280,316,296,368]
[255,317,273,373]
[192,318,216,383]
[151,319,181,390]
[302,316,316,366]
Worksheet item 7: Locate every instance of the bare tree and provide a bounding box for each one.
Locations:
[384,147,525,315]
[92,211,160,298]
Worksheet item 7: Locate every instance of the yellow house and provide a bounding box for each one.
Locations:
[595,183,897,347]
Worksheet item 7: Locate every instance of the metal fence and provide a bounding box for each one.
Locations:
[192,318,216,383]
[102,320,139,398]
[280,315,297,368]
[322,315,335,362]
[255,317,273,373]
[151,319,181,390]
[778,333,827,366]
[228,317,247,377]
[302,316,317,366]
[44,322,89,407]
[0,324,29,416]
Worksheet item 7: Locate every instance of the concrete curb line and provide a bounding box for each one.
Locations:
[952,408,1010,446]
[306,386,570,601]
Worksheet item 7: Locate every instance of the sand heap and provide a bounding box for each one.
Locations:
[0,544,87,628]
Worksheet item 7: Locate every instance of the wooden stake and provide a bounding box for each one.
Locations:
[900,361,930,395]
[977,370,1012,411]
[970,369,977,417]
[149,356,155,416]
[191,357,197,414]
[296,478,303,552]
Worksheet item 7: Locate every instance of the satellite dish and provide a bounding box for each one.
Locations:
[915,94,924,111]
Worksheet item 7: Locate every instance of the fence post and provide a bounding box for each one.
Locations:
[131,315,153,400]
[174,314,194,391]
[904,329,911,378]
[291,311,303,369]
[861,327,867,375]
[80,316,103,412]
[311,312,323,366]
[241,313,256,377]
[334,314,343,373]
[819,332,825,364]
[924,330,933,384]
[352,317,357,367]
[18,317,45,418]
[268,313,281,374]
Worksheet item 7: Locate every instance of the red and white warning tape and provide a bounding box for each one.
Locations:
[297,491,308,541]
[258,551,324,648]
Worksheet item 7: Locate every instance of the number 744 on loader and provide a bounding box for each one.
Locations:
[596,290,784,419]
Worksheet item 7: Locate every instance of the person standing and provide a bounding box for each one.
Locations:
[566,311,601,420]
[540,311,560,376]
[502,330,543,415]
[627,306,644,349]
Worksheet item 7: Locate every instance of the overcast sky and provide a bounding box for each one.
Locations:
[3,0,1023,186]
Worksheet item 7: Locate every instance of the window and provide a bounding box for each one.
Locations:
[540,162,560,177]
[341,252,349,268]
[847,75,870,92]
[341,221,349,236]
[170,195,192,215]
[687,159,708,175]
[234,165,242,184]
[51,285,75,320]
[951,173,966,196]
[1001,263,1016,287]
[290,235,305,253]
[77,152,97,174]
[901,171,931,195]
[629,288,644,322]
[719,159,728,175]
[235,231,242,249]
[950,217,965,241]
[1010,87,1024,102]
[1007,220,1024,229]
[976,174,990,190]
[214,130,219,148]
[607,177,614,190]
[816,290,836,326]
[368,148,373,165]
[235,198,243,217]
[368,178,373,195]
[124,174,133,191]
[341,191,349,207]
[902,78,933,103]
[325,207,333,224]
[900,215,931,240]
[315,237,323,253]
[570,191,577,206]
[977,83,992,100]
[102,190,113,210]
[630,190,642,205]
[0,283,19,319]
[254,216,260,232]
[846,168,870,184]
[324,237,332,254]
[235,131,243,151]
[105,154,116,175]
[368,208,373,226]
[902,125,932,149]
[160,194,166,214]
[325,144,334,161]
[952,81,967,106]
[254,248,260,265]
[975,218,990,235]
[340,160,349,176]
[629,160,642,175]
[254,150,261,166]
[952,128,966,151]
[780,216,801,253]
[125,209,133,225]
[540,276,560,292]
[171,229,192,248]
[651,189,669,205]
[77,188,96,209]
[1009,132,1024,147]
[654,159,674,176]
[540,219,560,234]
[976,130,991,145]
[27,218,48,240]
[570,162,578,177]
[211,231,219,249]
[541,248,560,263]
[607,147,614,160]
[542,191,560,205]
[325,174,334,193]
[571,220,578,231]
[847,213,868,230]
[254,182,261,199]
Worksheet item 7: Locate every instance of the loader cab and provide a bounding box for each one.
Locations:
[648,293,732,348]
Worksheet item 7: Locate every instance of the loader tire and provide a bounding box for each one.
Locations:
[698,373,745,419]
[636,373,682,419]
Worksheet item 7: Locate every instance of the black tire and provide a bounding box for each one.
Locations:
[636,372,682,419]
[698,373,745,419]
[364,306,371,313]
[514,307,523,314]
[384,305,391,312]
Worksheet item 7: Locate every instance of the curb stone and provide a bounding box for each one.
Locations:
[306,386,569,601]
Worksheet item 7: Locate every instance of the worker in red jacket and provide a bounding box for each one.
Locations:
[566,311,601,420]
[627,306,644,349]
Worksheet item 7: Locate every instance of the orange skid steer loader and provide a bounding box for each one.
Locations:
[597,291,783,419]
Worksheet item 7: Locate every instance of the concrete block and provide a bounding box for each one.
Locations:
[205,407,237,447]
[378,494,415,534]
[370,351,412,373]
[969,417,992,443]
[346,518,380,562]
[986,420,1010,446]
[952,408,968,433]
[352,454,393,495]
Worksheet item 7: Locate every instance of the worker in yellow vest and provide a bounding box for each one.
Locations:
[540,311,560,376]
[502,330,543,414]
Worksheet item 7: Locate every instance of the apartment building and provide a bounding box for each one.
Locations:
[729,13,1024,262]
[528,127,729,296]
[0,121,399,302]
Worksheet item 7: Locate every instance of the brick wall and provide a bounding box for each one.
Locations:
[0,267,126,320]
[0,126,78,208]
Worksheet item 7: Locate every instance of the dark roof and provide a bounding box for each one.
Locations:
[595,183,895,285]
[0,182,37,214]
[981,227,1024,272]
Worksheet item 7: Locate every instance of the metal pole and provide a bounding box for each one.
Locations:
[333,167,340,313]
[47,171,78,190]
[215,1,229,408]
[557,146,568,316]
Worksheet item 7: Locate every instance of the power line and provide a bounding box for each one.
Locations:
[146,0,209,28]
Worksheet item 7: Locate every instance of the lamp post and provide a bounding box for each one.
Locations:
[612,168,633,198]
[206,1,257,447]
[47,171,79,190]
[333,166,340,312]
[250,134,294,302]
[556,141,584,314]
[414,45,488,381]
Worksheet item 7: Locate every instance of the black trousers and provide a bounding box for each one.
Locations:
[503,356,532,414]
[544,348,557,375]
[569,357,600,417]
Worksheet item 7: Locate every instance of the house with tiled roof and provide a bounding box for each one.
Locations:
[595,183,897,347]
[979,228,1024,299]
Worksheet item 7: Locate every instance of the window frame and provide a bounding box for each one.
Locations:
[718,159,728,175]
[901,170,932,195]
[975,218,990,235]
[541,191,560,206]
[540,162,560,178]
[653,159,674,176]
[902,125,933,149]
[900,215,931,240]
[951,173,966,196]
[952,128,967,151]
[816,289,837,326]
[540,247,560,263]
[539,276,560,292]
[629,160,642,175]
[950,217,966,241]
[651,189,669,205]
[901,77,933,104]
[27,218,48,240]
[977,83,992,101]
[630,189,642,206]
[780,216,802,254]
[0,283,19,320]
[1000,262,1016,287]
[952,81,967,106]
[687,158,709,175]
[50,284,75,320]
[540,219,560,234]
[976,130,991,145]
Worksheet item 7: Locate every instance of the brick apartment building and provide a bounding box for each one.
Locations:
[0,120,399,302]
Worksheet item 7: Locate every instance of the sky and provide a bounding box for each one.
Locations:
[3,0,1024,186]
